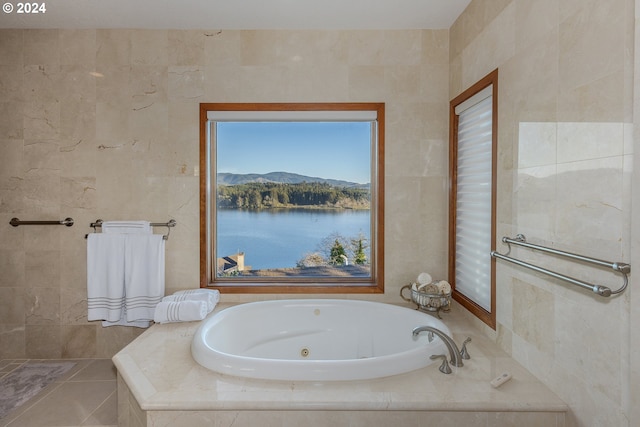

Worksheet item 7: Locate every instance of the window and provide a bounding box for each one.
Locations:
[449,70,498,329]
[199,103,385,293]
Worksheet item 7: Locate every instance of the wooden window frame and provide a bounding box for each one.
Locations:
[448,70,498,329]
[199,102,385,294]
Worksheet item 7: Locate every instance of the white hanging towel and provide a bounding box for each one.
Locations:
[124,234,165,321]
[100,314,151,328]
[87,220,165,328]
[101,220,152,234]
[86,234,126,322]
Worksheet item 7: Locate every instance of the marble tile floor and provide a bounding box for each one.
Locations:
[0,359,117,427]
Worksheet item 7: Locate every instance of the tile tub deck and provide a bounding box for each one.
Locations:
[113,302,568,427]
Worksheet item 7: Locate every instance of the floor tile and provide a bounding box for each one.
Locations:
[70,359,117,382]
[4,380,115,426]
[82,390,118,426]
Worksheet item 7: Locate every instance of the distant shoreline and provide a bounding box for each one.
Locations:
[217,180,370,210]
[238,264,371,278]
[218,205,370,211]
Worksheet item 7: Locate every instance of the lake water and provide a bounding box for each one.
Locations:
[217,208,371,270]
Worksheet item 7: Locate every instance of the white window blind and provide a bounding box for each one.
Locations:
[454,86,493,312]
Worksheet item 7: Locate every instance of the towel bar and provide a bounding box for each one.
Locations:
[491,234,630,297]
[86,219,176,240]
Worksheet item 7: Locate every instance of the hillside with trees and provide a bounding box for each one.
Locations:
[217,181,370,209]
[217,171,366,188]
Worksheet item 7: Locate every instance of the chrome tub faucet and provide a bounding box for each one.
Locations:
[412,326,469,369]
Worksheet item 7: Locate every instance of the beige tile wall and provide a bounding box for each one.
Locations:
[3,3,636,425]
[630,3,640,427]
[450,0,636,426]
[0,29,450,358]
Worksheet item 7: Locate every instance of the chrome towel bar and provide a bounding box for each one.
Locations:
[86,219,176,240]
[491,234,630,297]
[10,217,74,227]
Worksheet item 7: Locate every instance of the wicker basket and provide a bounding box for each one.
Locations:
[400,283,451,318]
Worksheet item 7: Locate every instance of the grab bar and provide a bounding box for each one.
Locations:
[10,217,74,227]
[491,234,630,297]
[501,234,630,273]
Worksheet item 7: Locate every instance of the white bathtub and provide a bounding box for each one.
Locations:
[191,299,450,381]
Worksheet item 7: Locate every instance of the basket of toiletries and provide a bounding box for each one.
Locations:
[400,272,451,318]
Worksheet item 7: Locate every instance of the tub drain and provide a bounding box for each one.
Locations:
[300,348,310,357]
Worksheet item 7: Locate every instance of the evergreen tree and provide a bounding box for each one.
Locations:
[247,188,262,208]
[330,239,347,265]
[353,238,367,265]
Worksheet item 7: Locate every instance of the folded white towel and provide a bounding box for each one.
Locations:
[101,221,151,234]
[87,234,126,322]
[162,291,218,312]
[124,234,165,322]
[153,300,209,323]
[173,288,220,297]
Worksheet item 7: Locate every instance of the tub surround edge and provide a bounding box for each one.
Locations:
[113,301,568,415]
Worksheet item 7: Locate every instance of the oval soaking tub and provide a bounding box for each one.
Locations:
[191,299,450,381]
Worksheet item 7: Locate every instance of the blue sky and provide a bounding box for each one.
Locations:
[216,122,372,184]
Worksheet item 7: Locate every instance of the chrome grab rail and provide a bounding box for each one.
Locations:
[10,217,74,227]
[491,234,630,297]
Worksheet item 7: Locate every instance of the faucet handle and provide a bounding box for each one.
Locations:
[430,354,452,374]
[459,337,472,360]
